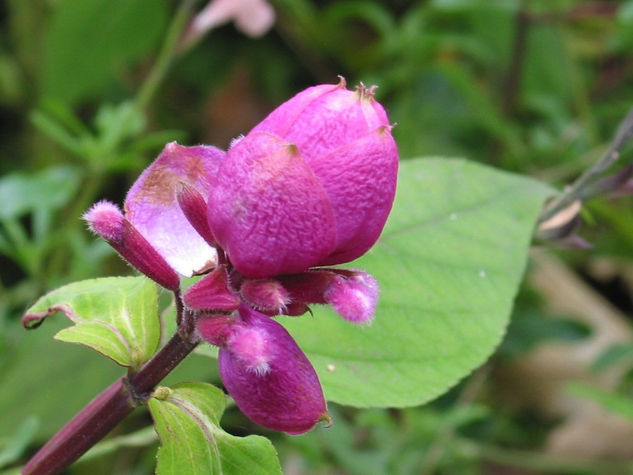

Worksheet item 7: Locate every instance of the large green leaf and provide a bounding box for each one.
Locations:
[41,0,167,104]
[148,382,282,475]
[282,158,553,407]
[23,276,160,369]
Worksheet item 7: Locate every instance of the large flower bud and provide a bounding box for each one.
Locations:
[210,305,329,434]
[207,78,398,278]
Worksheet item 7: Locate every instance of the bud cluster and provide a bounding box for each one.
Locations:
[84,78,398,434]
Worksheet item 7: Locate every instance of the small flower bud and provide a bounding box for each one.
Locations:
[219,305,328,434]
[240,278,290,313]
[324,271,378,324]
[176,182,216,246]
[183,266,240,312]
[83,201,180,290]
[208,132,337,278]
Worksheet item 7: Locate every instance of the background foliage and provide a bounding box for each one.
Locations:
[2,0,633,473]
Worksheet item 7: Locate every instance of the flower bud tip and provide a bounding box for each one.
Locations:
[83,201,123,241]
[325,272,378,324]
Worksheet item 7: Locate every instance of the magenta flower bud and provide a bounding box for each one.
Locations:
[240,278,290,313]
[252,78,399,265]
[83,201,180,290]
[183,266,240,312]
[218,305,329,434]
[207,78,398,278]
[196,314,237,347]
[176,181,216,246]
[324,271,378,324]
[208,132,337,277]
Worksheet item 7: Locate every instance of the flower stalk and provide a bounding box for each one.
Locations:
[22,294,198,475]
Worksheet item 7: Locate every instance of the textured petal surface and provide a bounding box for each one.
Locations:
[208,132,336,278]
[253,82,389,164]
[219,305,328,434]
[125,142,222,276]
[313,127,398,264]
[250,83,342,139]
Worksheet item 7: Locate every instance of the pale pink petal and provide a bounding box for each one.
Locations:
[125,142,222,277]
[233,0,275,37]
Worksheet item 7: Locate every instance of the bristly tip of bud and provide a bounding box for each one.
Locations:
[355,82,378,101]
[325,271,379,324]
[240,278,291,313]
[336,75,347,89]
[83,200,181,291]
[83,200,124,241]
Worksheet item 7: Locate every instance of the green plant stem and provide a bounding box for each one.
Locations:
[135,0,197,110]
[22,299,198,475]
[539,105,633,223]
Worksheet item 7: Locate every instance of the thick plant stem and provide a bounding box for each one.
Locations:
[22,330,198,475]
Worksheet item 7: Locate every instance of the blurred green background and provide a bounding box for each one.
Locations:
[2,0,633,473]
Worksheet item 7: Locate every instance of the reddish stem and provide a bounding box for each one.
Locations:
[22,327,198,475]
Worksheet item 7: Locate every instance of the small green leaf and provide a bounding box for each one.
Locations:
[282,158,553,407]
[23,276,160,369]
[148,382,282,475]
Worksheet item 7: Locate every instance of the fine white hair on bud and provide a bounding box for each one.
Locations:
[227,326,272,375]
[229,134,245,150]
[324,272,379,324]
[82,200,124,241]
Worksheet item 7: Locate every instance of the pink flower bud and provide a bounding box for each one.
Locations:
[324,271,378,324]
[240,278,290,313]
[275,269,378,323]
[208,132,337,277]
[176,181,216,246]
[83,201,180,290]
[207,79,398,277]
[218,305,329,434]
[183,266,240,312]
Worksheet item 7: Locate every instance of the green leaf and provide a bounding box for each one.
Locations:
[41,0,168,104]
[148,382,282,475]
[0,166,81,219]
[23,276,160,369]
[0,417,38,469]
[283,158,553,407]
